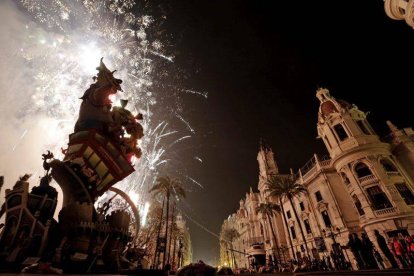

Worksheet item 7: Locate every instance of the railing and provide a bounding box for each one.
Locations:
[300,156,317,176]
[358,174,376,184]
[248,236,264,246]
[320,159,331,168]
[302,166,317,180]
[374,207,397,216]
[386,171,401,177]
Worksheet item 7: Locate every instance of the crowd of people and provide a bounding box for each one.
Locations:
[237,230,414,273]
[348,230,414,270]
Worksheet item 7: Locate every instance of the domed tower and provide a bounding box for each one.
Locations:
[316,88,414,239]
[257,140,279,193]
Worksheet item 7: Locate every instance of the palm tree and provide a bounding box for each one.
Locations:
[255,202,282,265]
[151,197,165,268]
[221,227,240,268]
[149,176,186,269]
[266,175,310,260]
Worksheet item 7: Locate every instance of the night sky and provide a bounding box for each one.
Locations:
[156,1,414,264]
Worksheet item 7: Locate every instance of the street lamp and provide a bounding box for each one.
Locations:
[321,226,351,270]
[322,226,341,244]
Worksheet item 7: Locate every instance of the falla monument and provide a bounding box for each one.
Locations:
[0,58,144,273]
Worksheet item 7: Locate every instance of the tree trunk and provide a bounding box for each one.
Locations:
[266,213,282,265]
[162,192,170,269]
[279,197,296,260]
[153,196,165,268]
[288,196,311,260]
[172,235,177,270]
[167,202,175,264]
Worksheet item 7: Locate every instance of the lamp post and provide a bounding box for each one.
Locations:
[322,226,350,270]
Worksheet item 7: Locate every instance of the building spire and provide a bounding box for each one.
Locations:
[386,120,399,132]
[316,87,331,102]
[259,137,271,151]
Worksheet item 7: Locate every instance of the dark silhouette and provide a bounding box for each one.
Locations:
[347,233,364,269]
[374,230,398,268]
[373,248,385,269]
[361,233,378,269]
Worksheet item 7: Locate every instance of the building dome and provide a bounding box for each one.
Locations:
[320,101,338,117]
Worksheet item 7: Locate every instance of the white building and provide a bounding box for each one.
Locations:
[384,0,414,27]
[221,88,414,269]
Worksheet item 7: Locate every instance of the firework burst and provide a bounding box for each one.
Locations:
[14,0,205,217]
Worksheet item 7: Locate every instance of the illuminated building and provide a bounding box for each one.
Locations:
[384,0,414,27]
[221,89,414,269]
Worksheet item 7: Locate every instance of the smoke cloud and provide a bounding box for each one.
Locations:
[0,0,55,194]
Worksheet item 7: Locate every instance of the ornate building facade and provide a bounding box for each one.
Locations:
[384,0,414,27]
[220,88,414,270]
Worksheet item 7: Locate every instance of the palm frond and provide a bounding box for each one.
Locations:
[265,174,308,201]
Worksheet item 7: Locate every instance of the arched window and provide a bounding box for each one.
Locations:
[341,172,350,185]
[355,163,373,178]
[380,159,398,173]
[333,124,349,141]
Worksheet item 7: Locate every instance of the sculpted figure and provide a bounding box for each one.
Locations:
[75,58,122,133]
[111,99,144,159]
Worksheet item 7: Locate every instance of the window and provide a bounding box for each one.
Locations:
[366,186,393,210]
[352,194,365,216]
[357,120,370,135]
[381,159,398,173]
[299,202,305,211]
[290,226,297,239]
[260,223,264,236]
[304,219,312,234]
[395,183,414,205]
[315,191,323,202]
[341,172,350,185]
[334,124,349,141]
[355,163,373,178]
[321,210,332,228]
[286,210,291,219]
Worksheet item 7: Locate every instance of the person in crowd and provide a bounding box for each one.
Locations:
[361,232,378,269]
[392,237,408,268]
[374,230,399,268]
[347,233,364,269]
[405,234,414,265]
[373,248,385,269]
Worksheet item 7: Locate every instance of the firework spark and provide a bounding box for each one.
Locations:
[6,0,204,216]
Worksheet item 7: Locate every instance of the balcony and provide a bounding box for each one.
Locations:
[247,236,265,256]
[320,159,331,168]
[374,207,398,217]
[358,174,376,184]
[248,236,264,246]
[386,171,400,177]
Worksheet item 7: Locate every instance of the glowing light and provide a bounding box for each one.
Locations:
[13,0,206,221]
[128,191,139,205]
[140,201,150,226]
[79,42,102,74]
